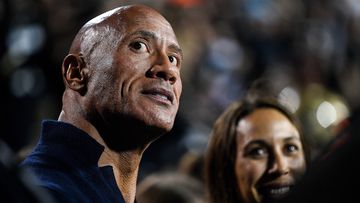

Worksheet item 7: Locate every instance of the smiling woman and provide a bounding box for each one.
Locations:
[204,97,310,203]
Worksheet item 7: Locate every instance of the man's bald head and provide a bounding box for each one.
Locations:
[68,5,171,63]
[60,4,182,141]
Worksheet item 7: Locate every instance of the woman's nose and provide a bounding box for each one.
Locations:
[268,152,290,176]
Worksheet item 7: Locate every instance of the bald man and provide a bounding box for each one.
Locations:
[22,4,183,203]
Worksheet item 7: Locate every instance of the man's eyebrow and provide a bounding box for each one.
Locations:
[131,30,183,59]
[136,30,157,40]
[169,44,183,60]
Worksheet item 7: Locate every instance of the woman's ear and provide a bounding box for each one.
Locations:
[62,54,88,94]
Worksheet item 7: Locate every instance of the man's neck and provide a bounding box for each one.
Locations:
[58,110,146,203]
[99,148,144,203]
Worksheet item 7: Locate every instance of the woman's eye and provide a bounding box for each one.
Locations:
[285,144,299,153]
[168,56,178,65]
[248,147,268,158]
[130,41,147,52]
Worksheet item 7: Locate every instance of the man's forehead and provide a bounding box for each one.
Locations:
[84,7,124,27]
[84,5,166,28]
[116,8,178,44]
[77,5,179,54]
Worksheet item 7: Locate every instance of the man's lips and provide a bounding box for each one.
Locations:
[141,88,174,104]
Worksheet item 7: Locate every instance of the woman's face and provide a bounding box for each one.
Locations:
[234,108,306,203]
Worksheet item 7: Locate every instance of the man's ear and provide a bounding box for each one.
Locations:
[62,54,88,94]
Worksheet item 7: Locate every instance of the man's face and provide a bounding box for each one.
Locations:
[86,7,182,135]
[234,108,306,203]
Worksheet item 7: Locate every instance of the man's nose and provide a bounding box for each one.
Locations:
[147,51,177,84]
[268,152,290,176]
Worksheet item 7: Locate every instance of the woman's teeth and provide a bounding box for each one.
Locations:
[269,186,290,196]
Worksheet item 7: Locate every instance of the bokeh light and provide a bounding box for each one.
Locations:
[316,101,337,128]
[278,86,301,113]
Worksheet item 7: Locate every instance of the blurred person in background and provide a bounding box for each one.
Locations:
[0,139,56,203]
[136,172,205,203]
[0,0,55,202]
[177,151,205,183]
[21,4,183,203]
[205,96,310,203]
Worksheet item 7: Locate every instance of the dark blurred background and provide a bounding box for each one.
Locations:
[1,0,359,180]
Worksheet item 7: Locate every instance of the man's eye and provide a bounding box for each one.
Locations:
[130,41,147,52]
[168,56,178,65]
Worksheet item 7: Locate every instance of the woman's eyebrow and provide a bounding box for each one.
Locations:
[283,136,301,142]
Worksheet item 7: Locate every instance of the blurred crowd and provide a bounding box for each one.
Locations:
[1,0,359,182]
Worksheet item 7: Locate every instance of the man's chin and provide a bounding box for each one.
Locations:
[147,122,173,137]
[146,115,175,133]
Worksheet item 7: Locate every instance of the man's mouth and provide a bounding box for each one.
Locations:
[141,88,174,104]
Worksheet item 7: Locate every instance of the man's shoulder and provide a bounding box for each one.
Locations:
[22,155,125,203]
[22,158,100,203]
[22,154,79,189]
